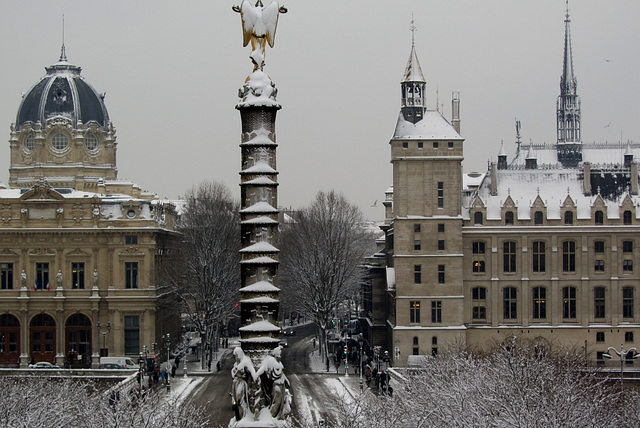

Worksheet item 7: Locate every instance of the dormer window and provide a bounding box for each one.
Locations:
[25,133,35,152]
[51,133,69,151]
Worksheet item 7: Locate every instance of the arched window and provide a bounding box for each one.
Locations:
[623,210,633,225]
[532,287,547,319]
[474,211,483,225]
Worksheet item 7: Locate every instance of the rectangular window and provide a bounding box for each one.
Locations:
[623,259,634,272]
[402,142,408,149]
[594,260,605,272]
[0,263,13,290]
[532,287,547,319]
[414,240,421,251]
[418,142,423,149]
[125,235,138,245]
[562,241,576,272]
[71,262,85,289]
[596,332,605,342]
[448,142,454,149]
[437,182,444,208]
[563,287,577,319]
[594,287,606,318]
[438,265,445,284]
[35,263,49,290]
[623,241,633,253]
[472,287,486,320]
[503,287,517,319]
[503,241,517,273]
[532,241,546,273]
[431,301,442,323]
[410,301,420,323]
[437,223,445,233]
[438,240,445,251]
[625,332,634,342]
[414,265,421,284]
[472,260,485,273]
[594,241,605,253]
[124,315,140,355]
[623,287,634,318]
[433,142,439,149]
[125,262,138,289]
[472,241,486,254]
[414,224,421,233]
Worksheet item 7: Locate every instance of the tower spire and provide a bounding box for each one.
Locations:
[400,17,426,124]
[59,14,67,62]
[556,0,582,167]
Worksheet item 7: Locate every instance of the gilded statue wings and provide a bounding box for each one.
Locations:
[239,0,282,48]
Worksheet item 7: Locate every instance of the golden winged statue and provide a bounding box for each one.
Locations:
[233,0,287,71]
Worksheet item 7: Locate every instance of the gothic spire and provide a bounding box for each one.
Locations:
[560,1,576,96]
[403,19,425,83]
[400,18,426,124]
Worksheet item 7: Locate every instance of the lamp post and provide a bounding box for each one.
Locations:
[96,321,111,357]
[358,334,364,393]
[603,344,640,391]
[164,333,171,392]
[138,352,145,391]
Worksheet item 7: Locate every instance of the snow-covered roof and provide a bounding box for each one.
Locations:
[242,161,277,174]
[239,241,279,253]
[241,176,277,186]
[240,281,280,293]
[393,110,462,140]
[239,320,280,332]
[236,70,281,109]
[508,141,640,168]
[240,201,278,214]
[240,256,279,264]
[240,296,279,304]
[240,216,278,225]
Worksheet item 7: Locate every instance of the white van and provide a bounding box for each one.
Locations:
[99,356,137,369]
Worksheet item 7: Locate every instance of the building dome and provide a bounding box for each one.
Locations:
[15,51,109,131]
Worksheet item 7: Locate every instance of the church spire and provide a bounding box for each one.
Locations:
[59,14,67,62]
[400,17,426,124]
[556,0,582,167]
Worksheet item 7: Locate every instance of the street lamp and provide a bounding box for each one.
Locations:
[358,334,364,393]
[138,352,145,391]
[164,333,171,392]
[96,322,111,357]
[602,344,640,391]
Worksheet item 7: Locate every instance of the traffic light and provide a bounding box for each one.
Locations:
[343,347,348,355]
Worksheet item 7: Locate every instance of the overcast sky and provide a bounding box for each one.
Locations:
[1,1,638,221]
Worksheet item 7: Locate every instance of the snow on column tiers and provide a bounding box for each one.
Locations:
[237,69,282,368]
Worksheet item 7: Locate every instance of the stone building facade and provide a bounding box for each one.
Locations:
[0,48,179,368]
[365,10,639,366]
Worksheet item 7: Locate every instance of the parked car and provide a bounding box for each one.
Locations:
[283,328,295,336]
[28,361,60,369]
[99,363,123,369]
[279,338,288,348]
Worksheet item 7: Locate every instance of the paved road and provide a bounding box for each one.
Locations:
[187,323,349,427]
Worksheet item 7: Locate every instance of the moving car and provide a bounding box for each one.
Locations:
[279,338,288,348]
[283,328,295,336]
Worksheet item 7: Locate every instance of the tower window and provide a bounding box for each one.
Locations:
[596,332,605,342]
[438,240,445,251]
[448,142,454,149]
[624,210,633,225]
[437,182,444,208]
[438,265,445,284]
[414,224,421,233]
[402,142,408,149]
[414,240,421,251]
[418,142,423,149]
[414,265,421,284]
[534,211,543,225]
[474,212,483,225]
[433,142,439,150]
[438,224,445,233]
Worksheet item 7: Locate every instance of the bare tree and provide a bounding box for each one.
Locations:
[279,190,374,360]
[162,181,240,370]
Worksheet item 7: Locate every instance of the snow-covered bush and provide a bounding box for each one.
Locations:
[0,377,207,428]
[335,338,640,427]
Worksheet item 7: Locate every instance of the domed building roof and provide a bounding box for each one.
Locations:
[15,49,109,131]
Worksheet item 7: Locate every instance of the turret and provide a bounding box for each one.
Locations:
[400,27,426,124]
